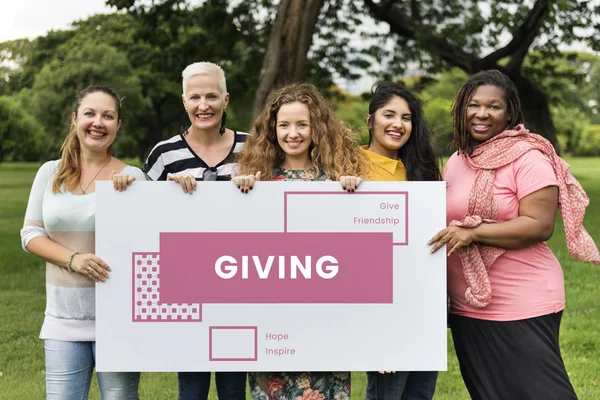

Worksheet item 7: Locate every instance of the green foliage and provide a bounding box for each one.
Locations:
[577,124,600,157]
[2,160,600,398]
[417,69,467,155]
[0,96,47,162]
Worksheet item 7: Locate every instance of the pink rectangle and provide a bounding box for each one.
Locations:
[209,326,258,361]
[283,191,409,245]
[159,232,393,305]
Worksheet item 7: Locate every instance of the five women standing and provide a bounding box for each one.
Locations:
[21,63,598,400]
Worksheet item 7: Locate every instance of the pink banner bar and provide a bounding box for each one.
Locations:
[158,232,393,305]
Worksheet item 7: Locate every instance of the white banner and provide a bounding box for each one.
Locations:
[95,181,447,372]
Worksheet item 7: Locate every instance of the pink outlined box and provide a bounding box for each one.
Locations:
[209,326,258,361]
[284,191,409,245]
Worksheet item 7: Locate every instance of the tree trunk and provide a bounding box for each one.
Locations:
[506,71,560,151]
[251,0,325,120]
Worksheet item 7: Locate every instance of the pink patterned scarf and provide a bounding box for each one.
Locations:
[451,124,600,308]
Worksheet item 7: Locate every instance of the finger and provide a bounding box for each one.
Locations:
[110,169,117,179]
[167,173,175,182]
[93,257,111,273]
[255,171,262,181]
[340,176,347,190]
[86,264,104,282]
[428,230,445,245]
[123,175,135,191]
[184,177,194,194]
[448,242,461,257]
[248,175,255,191]
[349,177,357,192]
[356,177,363,188]
[430,235,448,254]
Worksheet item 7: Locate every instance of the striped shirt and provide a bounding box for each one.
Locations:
[143,131,249,181]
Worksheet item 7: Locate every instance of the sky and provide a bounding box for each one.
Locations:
[0,0,112,43]
[0,1,594,94]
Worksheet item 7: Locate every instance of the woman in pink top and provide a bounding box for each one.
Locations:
[429,70,599,400]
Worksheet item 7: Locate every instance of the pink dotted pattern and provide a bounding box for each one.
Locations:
[133,253,201,321]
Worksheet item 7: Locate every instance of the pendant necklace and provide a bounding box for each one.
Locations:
[79,157,112,194]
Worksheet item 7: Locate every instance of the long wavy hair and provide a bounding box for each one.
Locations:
[368,82,442,181]
[52,85,121,193]
[451,70,523,155]
[238,83,370,180]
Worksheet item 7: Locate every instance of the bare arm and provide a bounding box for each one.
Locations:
[473,186,558,248]
[429,185,558,254]
[26,237,110,281]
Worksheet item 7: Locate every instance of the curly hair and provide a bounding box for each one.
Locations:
[238,83,370,180]
[451,70,524,155]
[52,85,121,193]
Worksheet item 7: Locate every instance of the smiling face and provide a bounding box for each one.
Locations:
[73,92,121,153]
[466,84,510,143]
[276,102,312,167]
[182,73,229,133]
[368,95,412,159]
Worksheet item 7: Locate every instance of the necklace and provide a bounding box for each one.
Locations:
[79,157,112,194]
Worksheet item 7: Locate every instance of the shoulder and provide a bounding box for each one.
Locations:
[38,159,60,177]
[233,130,250,151]
[121,165,147,181]
[147,134,185,157]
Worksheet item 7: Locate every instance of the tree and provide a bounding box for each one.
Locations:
[360,0,600,152]
[251,0,326,119]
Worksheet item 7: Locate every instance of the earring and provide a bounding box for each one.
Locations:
[219,111,227,135]
[180,111,190,135]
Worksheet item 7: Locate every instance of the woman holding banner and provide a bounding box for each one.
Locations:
[429,70,599,399]
[233,82,370,399]
[362,82,441,400]
[20,85,143,399]
[142,61,248,399]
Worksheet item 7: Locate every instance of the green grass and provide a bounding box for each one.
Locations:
[1,159,599,399]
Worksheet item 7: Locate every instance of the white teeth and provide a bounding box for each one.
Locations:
[88,131,105,137]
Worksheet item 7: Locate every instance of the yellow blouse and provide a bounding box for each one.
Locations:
[362,146,407,182]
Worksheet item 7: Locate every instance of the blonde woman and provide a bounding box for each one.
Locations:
[21,85,144,399]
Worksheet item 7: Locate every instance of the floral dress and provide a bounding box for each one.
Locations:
[270,166,328,181]
[248,166,350,400]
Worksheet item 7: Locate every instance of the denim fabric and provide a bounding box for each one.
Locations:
[45,339,140,400]
[178,371,247,400]
[366,371,438,400]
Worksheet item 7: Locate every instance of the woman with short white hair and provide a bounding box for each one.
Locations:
[143,61,249,192]
[142,62,248,399]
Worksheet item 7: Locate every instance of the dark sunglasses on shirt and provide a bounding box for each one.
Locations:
[202,167,218,181]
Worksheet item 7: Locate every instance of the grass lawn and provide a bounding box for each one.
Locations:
[0,159,599,399]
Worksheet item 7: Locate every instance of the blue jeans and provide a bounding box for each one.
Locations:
[45,339,140,400]
[178,372,247,400]
[366,371,438,400]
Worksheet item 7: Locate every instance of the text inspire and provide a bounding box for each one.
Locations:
[215,255,339,279]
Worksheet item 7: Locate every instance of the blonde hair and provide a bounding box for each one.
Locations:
[52,85,121,193]
[182,62,227,96]
[238,83,370,180]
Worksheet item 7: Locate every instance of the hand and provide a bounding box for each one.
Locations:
[167,173,197,194]
[378,371,396,374]
[70,253,111,282]
[339,176,363,192]
[428,226,476,256]
[111,170,136,192]
[232,171,261,193]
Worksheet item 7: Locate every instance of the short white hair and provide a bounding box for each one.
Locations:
[182,62,227,96]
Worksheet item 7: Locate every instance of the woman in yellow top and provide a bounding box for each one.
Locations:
[363,82,442,400]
